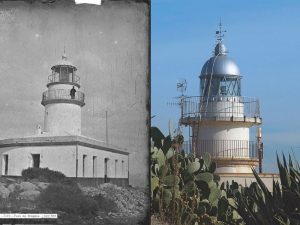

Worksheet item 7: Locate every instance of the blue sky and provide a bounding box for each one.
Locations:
[151,0,300,172]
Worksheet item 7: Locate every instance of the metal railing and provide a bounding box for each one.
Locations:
[42,89,85,105]
[181,96,260,119]
[48,74,80,85]
[181,139,258,159]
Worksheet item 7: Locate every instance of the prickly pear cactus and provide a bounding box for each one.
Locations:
[151,126,234,225]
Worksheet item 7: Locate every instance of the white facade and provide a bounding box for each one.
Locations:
[44,103,81,135]
[0,136,129,179]
[200,97,244,118]
[193,118,256,173]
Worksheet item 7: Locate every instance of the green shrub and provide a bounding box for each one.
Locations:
[21,167,67,183]
[39,183,98,216]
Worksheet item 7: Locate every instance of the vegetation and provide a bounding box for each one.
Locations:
[22,167,76,186]
[151,126,231,225]
[151,126,300,225]
[22,167,65,182]
[1,167,147,224]
[228,155,300,225]
[38,183,98,216]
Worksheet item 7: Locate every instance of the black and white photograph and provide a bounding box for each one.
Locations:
[0,0,149,224]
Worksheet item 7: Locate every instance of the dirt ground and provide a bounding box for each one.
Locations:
[81,183,149,225]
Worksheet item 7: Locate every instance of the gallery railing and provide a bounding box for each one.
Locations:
[48,73,80,86]
[41,89,85,106]
[181,139,258,159]
[181,96,260,119]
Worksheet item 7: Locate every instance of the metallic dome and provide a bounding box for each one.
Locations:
[200,43,240,77]
[214,43,227,55]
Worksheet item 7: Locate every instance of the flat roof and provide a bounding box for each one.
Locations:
[0,135,129,155]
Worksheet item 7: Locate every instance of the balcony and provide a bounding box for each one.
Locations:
[182,139,258,160]
[41,89,85,107]
[180,96,261,125]
[47,74,80,87]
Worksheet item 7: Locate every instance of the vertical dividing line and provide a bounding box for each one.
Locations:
[76,144,78,178]
[106,110,108,145]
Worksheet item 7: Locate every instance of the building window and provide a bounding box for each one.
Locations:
[115,160,118,178]
[60,67,69,82]
[83,154,87,177]
[93,156,97,177]
[32,154,40,168]
[104,158,109,183]
[3,154,8,175]
[121,160,124,177]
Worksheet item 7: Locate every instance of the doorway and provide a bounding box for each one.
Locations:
[3,155,8,175]
[32,154,40,168]
[93,156,97,177]
[115,160,118,178]
[83,154,87,177]
[104,158,109,183]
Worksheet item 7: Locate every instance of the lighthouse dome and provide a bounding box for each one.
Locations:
[200,43,240,77]
[51,53,77,70]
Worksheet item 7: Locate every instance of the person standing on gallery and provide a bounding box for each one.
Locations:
[70,86,76,99]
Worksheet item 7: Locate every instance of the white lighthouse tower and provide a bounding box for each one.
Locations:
[41,52,85,135]
[180,23,262,173]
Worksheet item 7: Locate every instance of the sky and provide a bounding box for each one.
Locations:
[0,0,149,187]
[151,0,300,172]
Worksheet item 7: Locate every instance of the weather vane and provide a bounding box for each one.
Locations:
[216,18,226,43]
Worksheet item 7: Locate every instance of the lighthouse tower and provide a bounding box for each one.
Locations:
[180,24,262,173]
[41,53,85,135]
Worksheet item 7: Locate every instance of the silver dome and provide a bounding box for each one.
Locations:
[200,51,240,77]
[214,43,227,55]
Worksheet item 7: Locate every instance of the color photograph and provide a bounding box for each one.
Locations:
[151,1,300,224]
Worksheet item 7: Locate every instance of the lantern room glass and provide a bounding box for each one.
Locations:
[201,76,241,97]
[52,66,75,83]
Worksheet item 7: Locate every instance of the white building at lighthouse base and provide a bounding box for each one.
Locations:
[0,135,129,186]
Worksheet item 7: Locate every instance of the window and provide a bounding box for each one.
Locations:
[104,158,109,183]
[83,155,87,177]
[121,160,124,177]
[93,156,97,177]
[68,68,74,82]
[3,155,8,175]
[115,160,118,178]
[220,86,227,95]
[32,154,40,168]
[60,67,69,82]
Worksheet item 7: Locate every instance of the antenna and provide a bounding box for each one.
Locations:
[166,78,188,124]
[177,78,187,96]
[215,18,226,43]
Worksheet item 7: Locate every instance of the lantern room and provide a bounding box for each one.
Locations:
[47,53,80,88]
